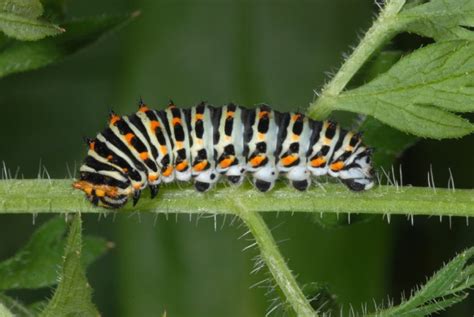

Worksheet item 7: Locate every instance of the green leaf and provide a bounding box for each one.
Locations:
[0,294,34,317]
[0,12,139,77]
[0,217,67,290]
[0,216,108,291]
[0,12,63,41]
[344,50,419,169]
[315,40,474,139]
[0,0,43,19]
[367,247,474,317]
[40,214,100,317]
[399,0,474,42]
[0,302,14,317]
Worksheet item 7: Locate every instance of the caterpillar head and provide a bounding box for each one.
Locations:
[73,180,129,208]
[330,147,374,191]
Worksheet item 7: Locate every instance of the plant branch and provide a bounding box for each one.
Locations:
[236,206,316,316]
[308,0,406,119]
[0,179,473,217]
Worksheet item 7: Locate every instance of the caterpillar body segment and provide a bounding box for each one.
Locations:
[73,101,374,208]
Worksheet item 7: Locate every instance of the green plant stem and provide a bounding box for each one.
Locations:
[0,179,473,217]
[237,208,316,316]
[308,0,406,119]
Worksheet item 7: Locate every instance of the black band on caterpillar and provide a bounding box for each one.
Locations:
[73,101,374,208]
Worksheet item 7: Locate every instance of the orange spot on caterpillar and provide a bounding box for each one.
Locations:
[138,105,150,113]
[148,174,158,182]
[258,111,269,119]
[195,113,204,120]
[226,111,235,118]
[139,152,149,160]
[150,120,160,130]
[107,155,113,161]
[311,157,326,168]
[250,155,265,167]
[176,161,188,172]
[193,160,208,172]
[72,181,118,197]
[291,114,301,121]
[160,145,168,154]
[89,141,95,151]
[162,166,173,177]
[330,161,344,171]
[281,154,298,166]
[133,183,142,190]
[109,114,121,125]
[257,133,265,141]
[172,117,182,126]
[124,133,135,144]
[219,157,234,169]
[291,134,300,142]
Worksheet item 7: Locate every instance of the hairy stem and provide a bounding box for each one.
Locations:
[308,0,406,119]
[237,207,315,317]
[0,179,473,217]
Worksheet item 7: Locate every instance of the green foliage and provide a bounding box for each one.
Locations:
[0,294,37,317]
[310,0,474,139]
[39,214,100,317]
[0,12,139,78]
[0,302,13,317]
[0,11,63,41]
[399,0,474,41]
[369,247,474,317]
[321,40,474,139]
[0,216,107,291]
[0,216,107,316]
[0,0,63,41]
[0,0,43,19]
[0,0,472,316]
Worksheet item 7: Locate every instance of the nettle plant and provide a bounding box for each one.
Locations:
[0,0,473,316]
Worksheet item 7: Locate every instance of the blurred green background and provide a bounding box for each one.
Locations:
[0,0,473,316]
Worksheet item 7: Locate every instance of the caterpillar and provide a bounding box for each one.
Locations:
[73,100,374,208]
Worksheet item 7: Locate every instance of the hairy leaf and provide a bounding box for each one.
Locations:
[367,247,474,316]
[399,0,474,42]
[40,214,100,317]
[0,216,108,290]
[0,302,13,317]
[313,40,474,139]
[0,0,43,19]
[0,294,34,317]
[344,50,419,168]
[0,12,62,40]
[0,12,138,77]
